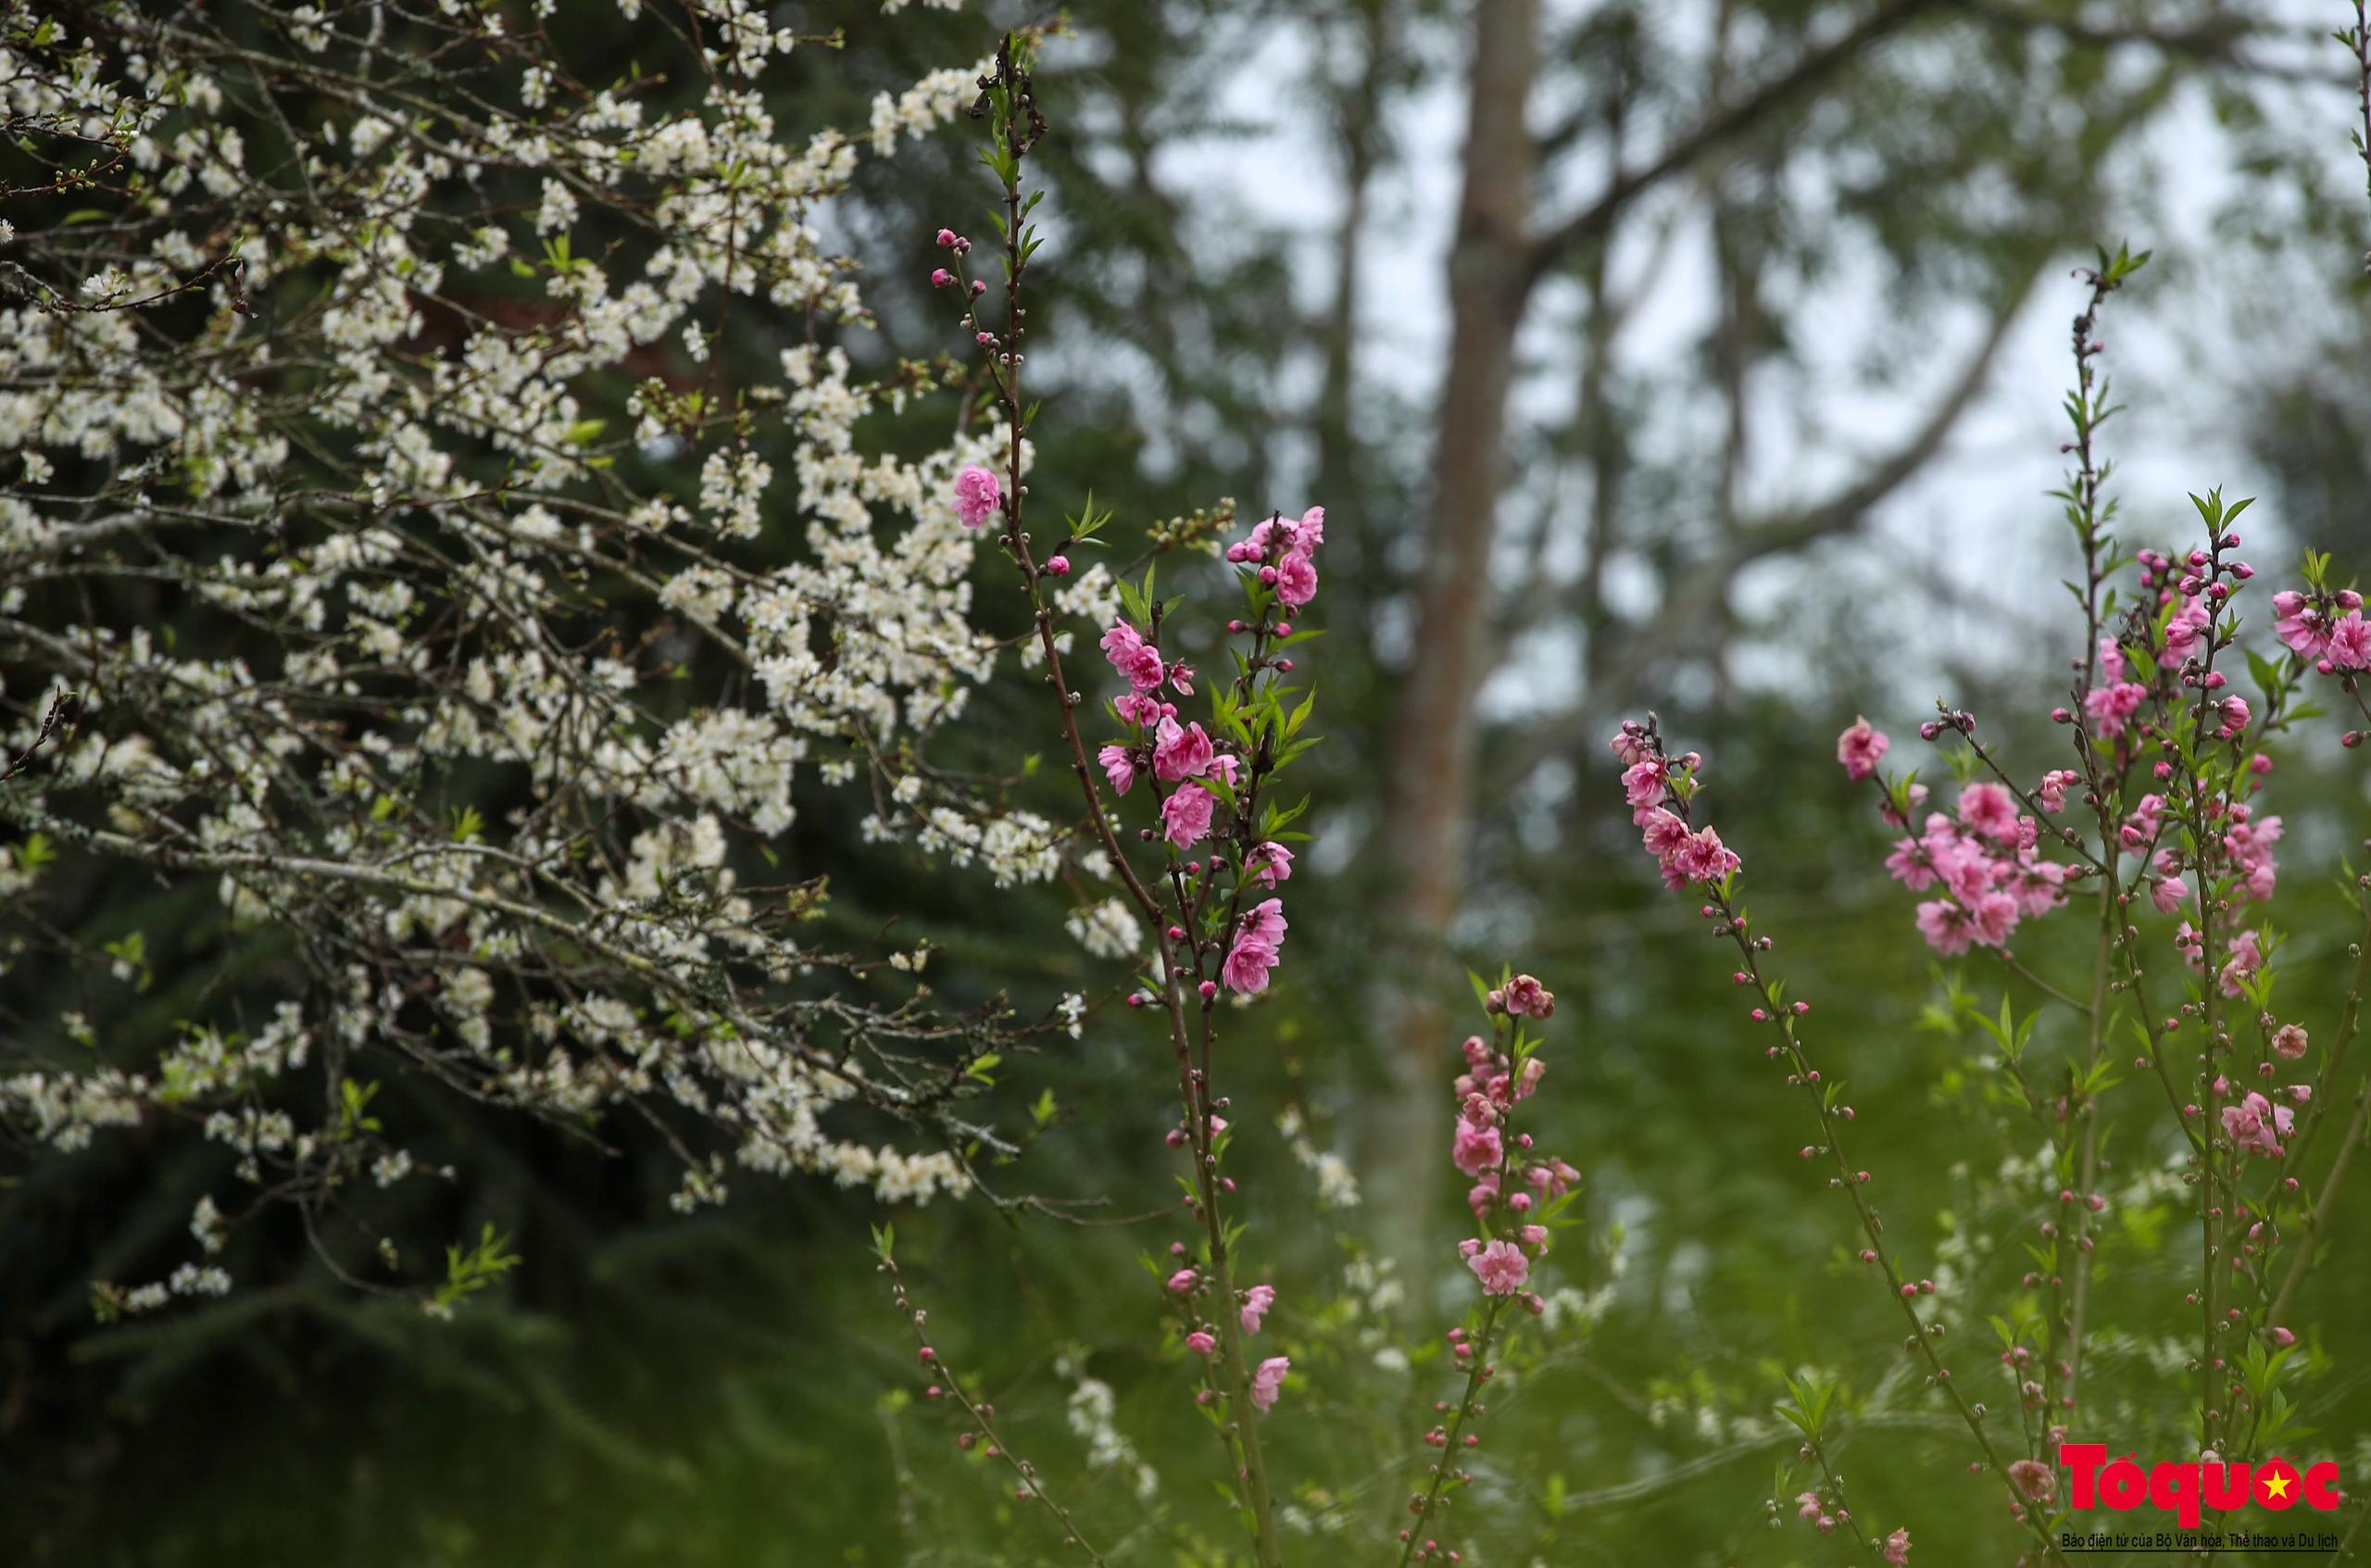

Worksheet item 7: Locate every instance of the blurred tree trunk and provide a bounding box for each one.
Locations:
[1366,0,1537,1274]
[1362,0,2026,1273]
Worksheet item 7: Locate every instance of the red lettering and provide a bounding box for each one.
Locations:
[2149,1461,2202,1528]
[2101,1456,2148,1511]
[2061,1443,2107,1508]
[2305,1461,2343,1511]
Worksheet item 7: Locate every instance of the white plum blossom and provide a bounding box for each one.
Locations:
[0,0,1085,1319]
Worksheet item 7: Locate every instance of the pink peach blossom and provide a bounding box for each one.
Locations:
[2164,596,2212,659]
[2218,928,2264,997]
[1098,743,1136,795]
[1499,973,1555,1019]
[2276,590,2333,657]
[1837,716,1889,780]
[2333,610,2371,671]
[1640,809,1691,859]
[2222,1090,2291,1158]
[1101,622,1167,691]
[1958,782,2018,840]
[1671,825,1741,884]
[2084,680,2147,738]
[1274,549,1318,607]
[1466,1238,1530,1296]
[1153,717,1214,781]
[952,464,1001,529]
[1452,1118,1504,1177]
[1244,841,1294,887]
[1240,1284,1275,1335]
[1222,898,1287,992]
[1250,1355,1290,1411]
[1623,759,1666,816]
[1916,899,1974,955]
[1161,783,1215,847]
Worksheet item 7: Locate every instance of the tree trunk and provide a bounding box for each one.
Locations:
[1365,0,1537,1276]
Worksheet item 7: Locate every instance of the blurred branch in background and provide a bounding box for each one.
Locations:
[1361,0,2292,1273]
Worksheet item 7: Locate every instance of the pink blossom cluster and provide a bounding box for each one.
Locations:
[2142,799,2280,920]
[2222,1089,2294,1159]
[1092,512,1324,1005]
[1448,1026,1565,1299]
[1791,1495,1909,1562]
[2273,583,2371,669]
[1877,780,2067,956]
[1614,722,1743,889]
[1172,1250,1286,1403]
[1486,973,1555,1020]
[2084,632,2150,738]
[1225,506,1324,608]
[1223,898,1288,995]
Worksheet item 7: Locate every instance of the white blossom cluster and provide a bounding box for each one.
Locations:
[0,0,1092,1315]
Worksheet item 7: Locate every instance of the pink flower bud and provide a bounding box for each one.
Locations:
[931,269,952,287]
[936,229,958,247]
[1044,555,1070,576]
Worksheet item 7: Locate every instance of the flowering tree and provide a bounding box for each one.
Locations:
[859,45,1597,1566]
[1609,232,2371,1568]
[0,0,1086,1315]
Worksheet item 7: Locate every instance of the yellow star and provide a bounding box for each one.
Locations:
[2264,1473,2293,1502]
